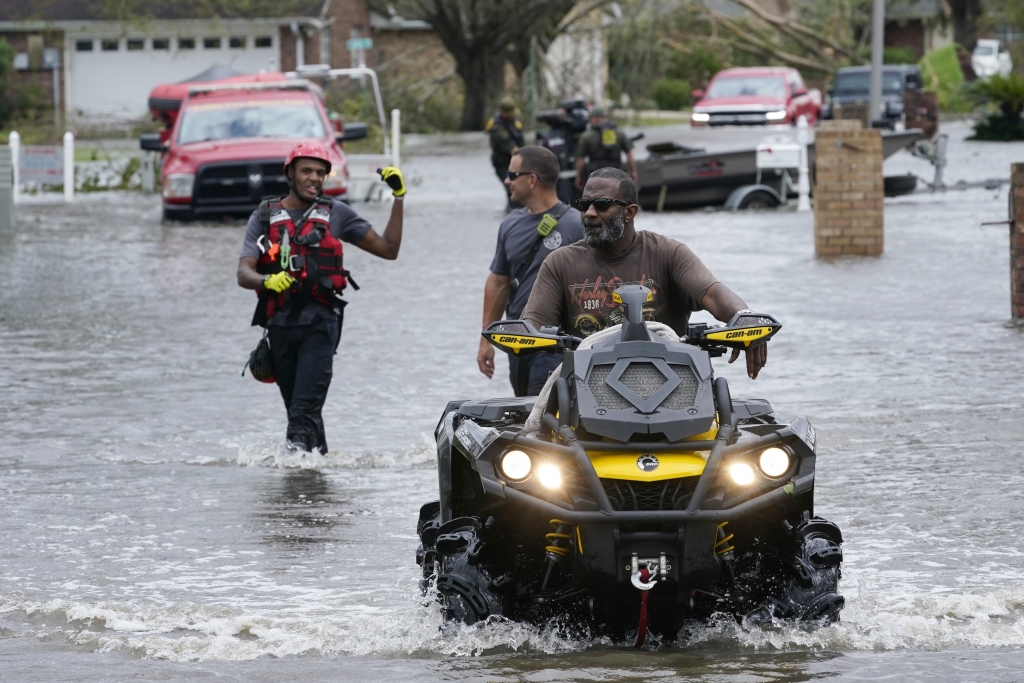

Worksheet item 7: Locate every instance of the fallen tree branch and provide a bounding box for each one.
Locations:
[711,11,836,73]
[727,0,854,59]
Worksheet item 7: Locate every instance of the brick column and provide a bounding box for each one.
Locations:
[814,124,885,256]
[1012,163,1024,319]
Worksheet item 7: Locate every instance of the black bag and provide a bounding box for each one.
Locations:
[243,329,275,383]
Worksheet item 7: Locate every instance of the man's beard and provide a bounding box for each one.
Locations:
[583,210,625,248]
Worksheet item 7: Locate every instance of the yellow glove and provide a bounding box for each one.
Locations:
[377,166,406,197]
[263,272,295,293]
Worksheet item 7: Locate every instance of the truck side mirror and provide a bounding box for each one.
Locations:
[691,89,704,101]
[336,122,368,143]
[793,86,808,97]
[827,86,835,98]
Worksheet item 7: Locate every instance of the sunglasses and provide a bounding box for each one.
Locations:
[575,197,631,212]
[506,170,535,180]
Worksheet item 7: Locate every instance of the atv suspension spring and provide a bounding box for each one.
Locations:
[540,519,576,592]
[716,522,735,557]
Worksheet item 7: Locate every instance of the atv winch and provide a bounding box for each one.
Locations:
[416,285,844,642]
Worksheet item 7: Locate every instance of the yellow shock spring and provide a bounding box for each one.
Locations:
[715,521,735,556]
[545,518,574,557]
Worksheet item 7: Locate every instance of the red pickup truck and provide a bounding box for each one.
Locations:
[141,72,366,221]
[690,67,821,127]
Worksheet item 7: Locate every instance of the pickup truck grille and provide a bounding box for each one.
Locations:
[705,111,772,125]
[193,159,288,214]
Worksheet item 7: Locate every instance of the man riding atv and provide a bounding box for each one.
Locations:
[415,167,843,643]
[524,167,766,380]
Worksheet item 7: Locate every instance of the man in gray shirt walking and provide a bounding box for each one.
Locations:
[477,146,583,395]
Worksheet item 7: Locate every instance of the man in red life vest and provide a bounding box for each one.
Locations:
[237,142,406,453]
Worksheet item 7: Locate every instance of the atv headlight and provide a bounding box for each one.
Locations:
[729,462,755,486]
[758,447,791,478]
[537,463,562,489]
[499,449,532,482]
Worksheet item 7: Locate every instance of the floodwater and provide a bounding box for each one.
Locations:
[1,122,1023,681]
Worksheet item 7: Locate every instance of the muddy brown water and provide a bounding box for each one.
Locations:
[1,122,1022,681]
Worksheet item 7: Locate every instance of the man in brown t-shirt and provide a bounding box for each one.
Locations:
[522,167,768,378]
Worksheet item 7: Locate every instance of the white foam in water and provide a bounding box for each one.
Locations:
[3,571,1023,662]
[235,436,436,470]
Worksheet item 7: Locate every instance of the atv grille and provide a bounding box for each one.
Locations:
[490,322,530,335]
[588,364,633,410]
[618,362,668,400]
[587,362,699,411]
[660,364,699,410]
[601,476,700,511]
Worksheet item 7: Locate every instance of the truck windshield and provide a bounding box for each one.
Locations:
[177,98,326,144]
[973,45,994,56]
[706,76,786,98]
[834,72,904,96]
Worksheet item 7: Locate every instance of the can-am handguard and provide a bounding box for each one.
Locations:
[482,320,583,356]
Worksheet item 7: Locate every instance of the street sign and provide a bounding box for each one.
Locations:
[20,146,63,183]
[347,37,373,50]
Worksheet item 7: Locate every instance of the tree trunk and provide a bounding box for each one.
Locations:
[455,51,506,131]
[948,0,982,49]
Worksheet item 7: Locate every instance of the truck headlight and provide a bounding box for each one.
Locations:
[765,110,787,121]
[162,173,194,199]
[537,463,562,489]
[691,112,710,122]
[758,447,791,478]
[323,168,345,191]
[729,462,755,486]
[499,450,532,482]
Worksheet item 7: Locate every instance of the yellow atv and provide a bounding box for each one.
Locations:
[416,285,843,644]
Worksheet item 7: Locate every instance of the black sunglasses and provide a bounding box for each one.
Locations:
[576,197,631,212]
[506,170,535,180]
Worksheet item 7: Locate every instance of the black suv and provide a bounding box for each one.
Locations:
[821,64,924,128]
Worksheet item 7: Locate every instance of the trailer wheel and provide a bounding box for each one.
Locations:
[737,190,780,210]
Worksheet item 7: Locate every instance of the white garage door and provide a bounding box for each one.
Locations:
[69,32,281,120]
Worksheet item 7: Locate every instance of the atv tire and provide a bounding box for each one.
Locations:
[415,505,507,624]
[746,513,845,625]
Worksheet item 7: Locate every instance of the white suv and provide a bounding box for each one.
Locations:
[972,39,1013,79]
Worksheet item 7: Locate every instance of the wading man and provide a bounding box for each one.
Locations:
[237,142,407,453]
[574,107,638,192]
[486,98,526,211]
[478,146,583,396]
[524,167,768,379]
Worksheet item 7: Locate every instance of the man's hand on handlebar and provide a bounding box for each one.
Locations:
[729,343,768,380]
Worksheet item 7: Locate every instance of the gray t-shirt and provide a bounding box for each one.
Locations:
[240,198,372,326]
[489,202,583,319]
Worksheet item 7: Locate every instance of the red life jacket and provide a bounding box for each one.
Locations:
[252,198,351,326]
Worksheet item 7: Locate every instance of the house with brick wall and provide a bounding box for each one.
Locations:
[0,0,446,122]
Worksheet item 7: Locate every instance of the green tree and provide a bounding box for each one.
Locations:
[0,38,13,127]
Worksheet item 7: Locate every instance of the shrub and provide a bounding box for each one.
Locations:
[968,73,1024,140]
[652,78,691,111]
[883,47,916,65]
[920,44,973,112]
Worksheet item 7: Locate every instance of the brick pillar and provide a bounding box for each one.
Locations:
[1012,163,1024,319]
[814,124,885,256]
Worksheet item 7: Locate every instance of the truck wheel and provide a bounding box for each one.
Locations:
[420,514,507,624]
[745,513,844,625]
[738,190,780,210]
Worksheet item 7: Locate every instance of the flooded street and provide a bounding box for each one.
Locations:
[1,122,1023,681]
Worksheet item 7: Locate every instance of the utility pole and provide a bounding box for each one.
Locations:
[868,0,885,128]
[529,35,538,136]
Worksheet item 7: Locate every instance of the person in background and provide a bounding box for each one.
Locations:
[236,142,407,453]
[574,106,638,191]
[486,98,526,211]
[478,146,583,396]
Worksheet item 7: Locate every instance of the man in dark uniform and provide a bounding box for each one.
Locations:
[478,146,583,396]
[574,106,638,191]
[487,98,526,210]
[236,142,407,453]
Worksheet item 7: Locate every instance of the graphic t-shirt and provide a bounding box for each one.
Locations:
[521,230,719,338]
